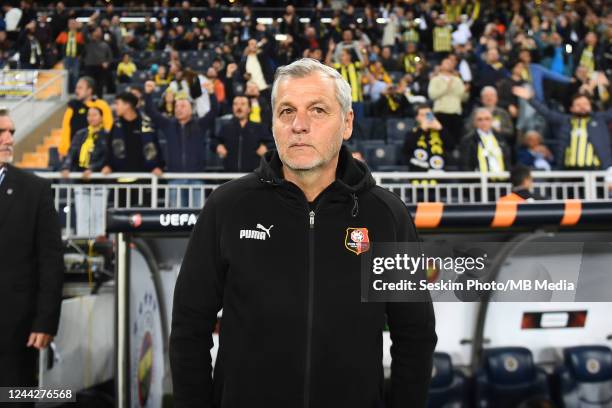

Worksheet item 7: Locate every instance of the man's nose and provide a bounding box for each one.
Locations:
[292,110,310,133]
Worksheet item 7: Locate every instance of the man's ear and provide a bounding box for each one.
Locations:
[342,110,354,141]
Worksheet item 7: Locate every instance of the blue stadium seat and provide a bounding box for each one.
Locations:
[351,117,374,141]
[556,345,612,407]
[386,118,415,143]
[369,117,387,141]
[428,352,468,408]
[116,83,130,95]
[362,143,399,170]
[475,347,550,408]
[131,70,149,84]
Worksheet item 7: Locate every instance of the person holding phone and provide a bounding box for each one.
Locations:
[402,104,449,172]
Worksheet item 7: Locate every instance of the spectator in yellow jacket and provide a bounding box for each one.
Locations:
[59,76,113,157]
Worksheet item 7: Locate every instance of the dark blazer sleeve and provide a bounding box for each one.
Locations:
[31,178,64,335]
[459,133,477,171]
[383,191,437,408]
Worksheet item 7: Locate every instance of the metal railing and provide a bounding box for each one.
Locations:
[37,170,612,239]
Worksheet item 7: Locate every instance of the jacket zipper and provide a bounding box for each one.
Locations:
[304,209,315,408]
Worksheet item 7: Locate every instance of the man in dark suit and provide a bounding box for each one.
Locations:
[0,110,64,392]
[459,108,511,173]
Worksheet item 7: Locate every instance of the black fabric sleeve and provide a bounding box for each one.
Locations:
[384,194,437,408]
[169,192,227,407]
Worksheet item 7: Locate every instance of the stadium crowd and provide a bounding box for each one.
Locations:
[1,0,612,175]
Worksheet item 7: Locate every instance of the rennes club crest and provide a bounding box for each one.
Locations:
[345,228,370,255]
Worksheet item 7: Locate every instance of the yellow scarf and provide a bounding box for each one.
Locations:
[79,126,101,169]
[250,104,262,123]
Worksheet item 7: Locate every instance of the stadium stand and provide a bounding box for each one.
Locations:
[1,1,611,407]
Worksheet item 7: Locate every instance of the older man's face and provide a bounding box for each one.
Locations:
[272,73,353,172]
[474,111,493,132]
[481,89,498,108]
[0,116,15,165]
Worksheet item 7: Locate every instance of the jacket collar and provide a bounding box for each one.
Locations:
[255,145,376,216]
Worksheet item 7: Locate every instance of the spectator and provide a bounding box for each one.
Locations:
[127,85,145,110]
[432,14,453,58]
[449,46,473,87]
[211,95,271,172]
[49,1,68,40]
[517,48,573,103]
[60,106,108,178]
[402,104,448,172]
[327,47,367,120]
[117,53,137,84]
[517,130,554,171]
[159,89,176,118]
[206,66,226,105]
[575,31,604,76]
[499,165,545,202]
[428,57,466,151]
[497,61,525,119]
[168,62,210,117]
[374,82,411,119]
[465,86,515,145]
[378,46,399,72]
[56,18,84,92]
[59,76,113,158]
[334,29,364,64]
[18,20,43,68]
[459,108,511,173]
[475,47,509,92]
[2,2,22,41]
[154,64,172,86]
[82,26,113,97]
[514,87,612,170]
[245,81,272,131]
[144,80,217,208]
[238,37,275,96]
[400,42,422,75]
[0,30,12,66]
[34,13,56,68]
[17,0,36,31]
[569,67,610,111]
[104,92,164,175]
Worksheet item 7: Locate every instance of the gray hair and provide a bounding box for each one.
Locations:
[271,58,352,117]
[480,86,497,97]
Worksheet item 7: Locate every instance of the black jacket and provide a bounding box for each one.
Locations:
[211,118,272,172]
[169,146,437,408]
[144,93,217,172]
[459,130,511,172]
[0,165,64,351]
[61,127,109,172]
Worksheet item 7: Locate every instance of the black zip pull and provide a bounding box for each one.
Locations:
[351,193,359,218]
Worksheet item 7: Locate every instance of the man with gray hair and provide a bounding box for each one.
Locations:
[459,107,511,173]
[0,110,64,393]
[465,86,515,145]
[170,58,437,407]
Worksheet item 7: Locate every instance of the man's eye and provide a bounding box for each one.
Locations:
[313,107,325,114]
[280,108,293,115]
